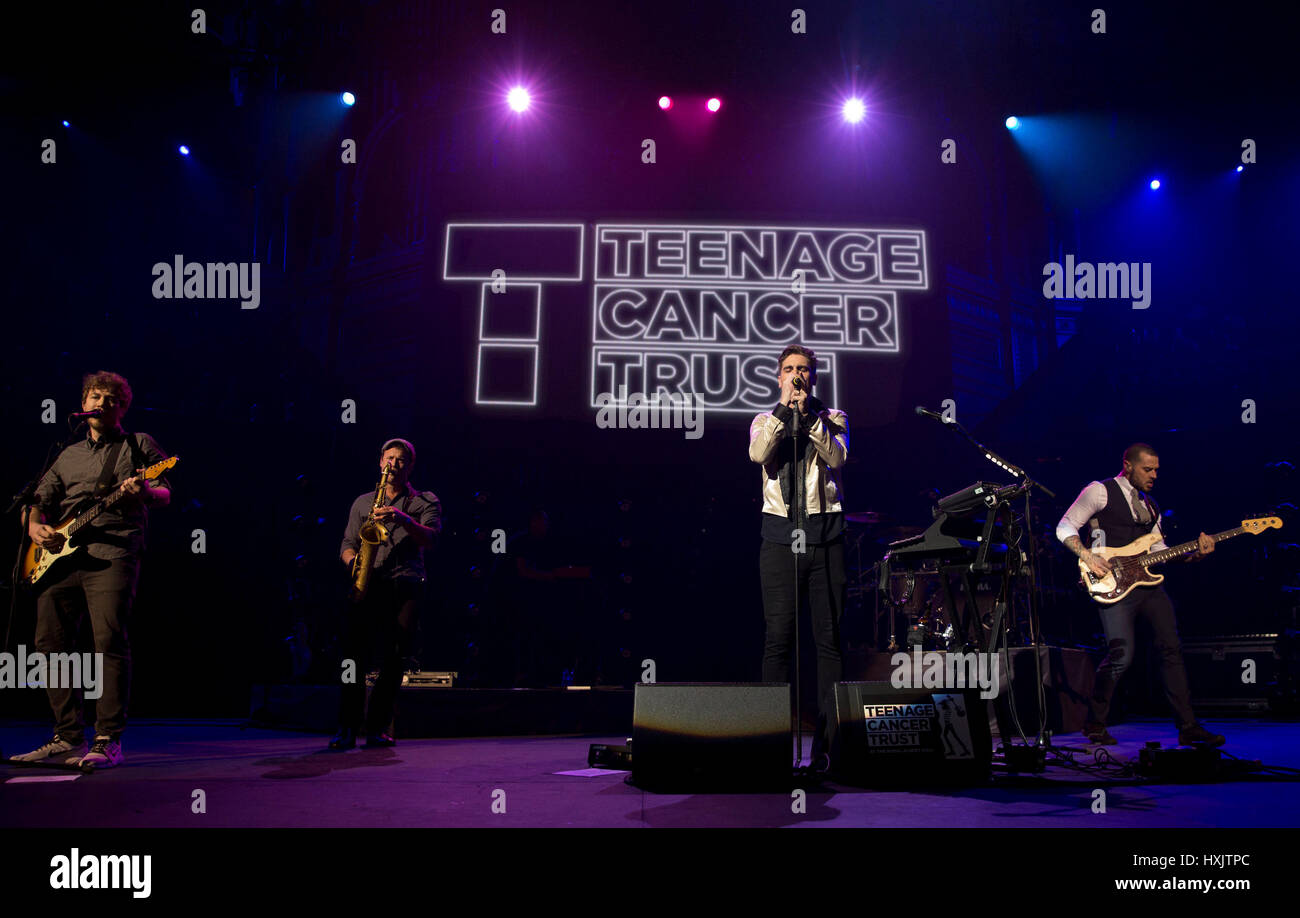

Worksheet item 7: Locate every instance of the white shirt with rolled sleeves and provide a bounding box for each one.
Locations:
[1055,474,1167,551]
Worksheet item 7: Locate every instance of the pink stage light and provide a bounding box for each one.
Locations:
[706,97,721,113]
[658,95,673,110]
[507,86,531,112]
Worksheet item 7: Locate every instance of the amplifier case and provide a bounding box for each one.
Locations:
[631,683,791,790]
[1182,635,1279,712]
[829,681,993,786]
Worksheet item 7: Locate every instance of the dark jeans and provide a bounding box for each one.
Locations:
[759,538,845,747]
[34,554,139,744]
[338,577,422,735]
[1088,585,1197,729]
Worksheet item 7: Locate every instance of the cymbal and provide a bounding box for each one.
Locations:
[878,525,925,539]
[844,511,883,525]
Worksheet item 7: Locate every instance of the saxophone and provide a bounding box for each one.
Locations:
[350,464,393,602]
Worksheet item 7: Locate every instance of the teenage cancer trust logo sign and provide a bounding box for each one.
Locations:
[444,223,928,412]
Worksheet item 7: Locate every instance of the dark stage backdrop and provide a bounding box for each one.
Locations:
[3,0,1297,716]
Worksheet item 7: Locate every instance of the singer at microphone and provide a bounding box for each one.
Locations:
[748,344,850,772]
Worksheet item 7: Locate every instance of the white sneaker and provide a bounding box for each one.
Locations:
[80,735,123,769]
[9,736,87,765]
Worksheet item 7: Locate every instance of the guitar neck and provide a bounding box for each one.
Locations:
[1140,527,1243,566]
[66,488,129,537]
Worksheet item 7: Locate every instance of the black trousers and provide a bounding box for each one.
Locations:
[1088,585,1197,729]
[34,554,139,743]
[338,577,422,735]
[758,538,845,747]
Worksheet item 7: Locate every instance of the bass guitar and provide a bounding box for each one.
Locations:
[1078,516,1281,604]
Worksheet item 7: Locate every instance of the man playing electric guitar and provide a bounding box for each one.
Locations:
[1056,443,1224,747]
[11,372,171,769]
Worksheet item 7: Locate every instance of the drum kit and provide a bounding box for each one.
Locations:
[846,496,1073,652]
[844,510,944,650]
[845,509,1005,652]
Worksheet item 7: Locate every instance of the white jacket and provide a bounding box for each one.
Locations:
[748,405,848,517]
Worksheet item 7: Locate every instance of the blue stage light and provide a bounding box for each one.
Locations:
[1005,116,1020,130]
[178,145,191,156]
[341,91,355,107]
[61,120,70,127]
[1236,165,1244,173]
[1149,178,1160,190]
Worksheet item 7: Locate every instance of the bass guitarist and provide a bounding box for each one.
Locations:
[1056,442,1223,747]
[13,372,171,769]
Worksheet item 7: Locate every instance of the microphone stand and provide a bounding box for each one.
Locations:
[790,393,804,771]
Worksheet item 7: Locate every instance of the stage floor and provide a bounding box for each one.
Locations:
[2,719,1297,828]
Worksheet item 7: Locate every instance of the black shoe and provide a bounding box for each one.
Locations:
[1177,724,1225,747]
[363,733,396,748]
[1081,722,1118,745]
[328,728,357,751]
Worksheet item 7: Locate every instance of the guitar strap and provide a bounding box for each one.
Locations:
[126,433,149,474]
[91,440,129,499]
[1145,494,1160,531]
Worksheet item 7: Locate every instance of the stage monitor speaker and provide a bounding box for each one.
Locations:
[631,683,791,790]
[828,682,992,786]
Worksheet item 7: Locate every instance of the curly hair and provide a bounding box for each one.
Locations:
[81,371,133,412]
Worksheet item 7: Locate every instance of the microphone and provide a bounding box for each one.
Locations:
[914,405,948,422]
[792,377,804,391]
[68,409,104,419]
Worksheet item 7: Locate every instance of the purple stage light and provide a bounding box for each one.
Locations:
[658,95,673,110]
[842,98,865,123]
[706,97,721,113]
[507,86,531,113]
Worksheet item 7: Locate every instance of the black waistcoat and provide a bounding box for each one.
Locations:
[1092,478,1160,548]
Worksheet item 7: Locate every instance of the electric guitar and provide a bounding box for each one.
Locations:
[1079,516,1282,604]
[22,456,180,587]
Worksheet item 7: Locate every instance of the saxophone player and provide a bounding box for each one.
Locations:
[330,439,442,750]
